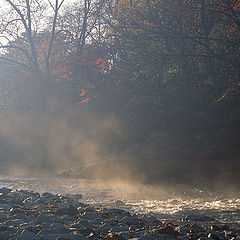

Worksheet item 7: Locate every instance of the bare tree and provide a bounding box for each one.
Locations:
[0,0,65,79]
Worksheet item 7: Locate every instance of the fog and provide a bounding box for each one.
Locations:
[0,78,239,192]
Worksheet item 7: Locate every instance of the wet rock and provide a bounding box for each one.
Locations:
[110,223,129,232]
[175,226,188,236]
[71,194,82,202]
[40,233,85,240]
[142,237,160,240]
[129,225,137,232]
[42,192,54,198]
[186,214,215,222]
[120,216,139,225]
[95,223,111,233]
[24,224,42,234]
[78,219,91,227]
[208,231,226,240]
[17,229,39,240]
[35,214,56,223]
[56,205,78,216]
[11,213,28,220]
[6,219,25,227]
[198,238,214,240]
[38,223,71,235]
[0,231,13,239]
[0,187,238,240]
[90,217,103,225]
[191,224,205,234]
[0,212,7,220]
[0,187,12,194]
[80,211,98,220]
[115,200,125,206]
[108,208,131,217]
[152,224,179,238]
[141,215,159,225]
[102,218,118,226]
[119,231,130,239]
[0,223,8,231]
[70,222,85,229]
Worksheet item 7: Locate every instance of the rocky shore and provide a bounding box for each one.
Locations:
[0,187,239,240]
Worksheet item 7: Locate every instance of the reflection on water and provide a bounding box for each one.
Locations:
[0,175,239,225]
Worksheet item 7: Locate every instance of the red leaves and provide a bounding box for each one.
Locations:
[95,58,110,71]
[219,0,240,11]
[51,50,110,104]
[79,89,87,97]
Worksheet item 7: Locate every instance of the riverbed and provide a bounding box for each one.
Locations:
[0,175,239,227]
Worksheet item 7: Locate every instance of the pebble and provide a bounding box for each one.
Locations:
[0,187,238,240]
[186,214,215,222]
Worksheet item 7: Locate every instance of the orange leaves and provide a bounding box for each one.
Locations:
[78,84,100,104]
[219,0,240,11]
[233,0,240,11]
[52,51,110,83]
[95,58,110,71]
[51,50,110,104]
[79,97,91,104]
[79,89,87,97]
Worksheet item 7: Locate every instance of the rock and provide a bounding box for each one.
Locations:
[24,224,42,234]
[186,214,215,222]
[141,215,159,225]
[11,213,28,220]
[0,187,12,194]
[0,187,237,240]
[174,226,188,236]
[41,233,86,240]
[17,230,39,240]
[0,231,14,239]
[78,219,91,227]
[119,231,130,239]
[208,231,226,240]
[120,216,139,225]
[56,205,78,216]
[110,224,129,233]
[90,218,103,225]
[191,224,205,234]
[38,223,70,235]
[108,208,131,217]
[95,223,112,233]
[80,211,98,220]
[42,192,54,198]
[6,219,25,227]
[0,212,7,220]
[71,194,82,202]
[102,219,117,226]
[35,214,56,224]
[115,200,125,206]
[198,238,214,240]
[129,225,137,232]
[70,222,85,229]
[151,225,178,237]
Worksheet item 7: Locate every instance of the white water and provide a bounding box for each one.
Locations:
[0,175,239,225]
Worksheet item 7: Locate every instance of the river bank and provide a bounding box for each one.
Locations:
[0,186,239,240]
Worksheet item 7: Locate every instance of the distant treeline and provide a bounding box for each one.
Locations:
[0,0,239,187]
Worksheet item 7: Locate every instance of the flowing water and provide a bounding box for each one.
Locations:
[0,175,239,226]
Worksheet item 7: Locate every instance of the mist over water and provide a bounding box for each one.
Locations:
[0,175,239,227]
[0,84,239,195]
[0,64,239,193]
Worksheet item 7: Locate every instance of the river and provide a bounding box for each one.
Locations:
[0,175,239,227]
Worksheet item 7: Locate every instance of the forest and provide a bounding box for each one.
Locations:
[0,0,239,188]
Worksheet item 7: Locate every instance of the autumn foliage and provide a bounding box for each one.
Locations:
[52,50,110,103]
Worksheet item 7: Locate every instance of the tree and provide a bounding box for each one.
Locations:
[0,0,66,79]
